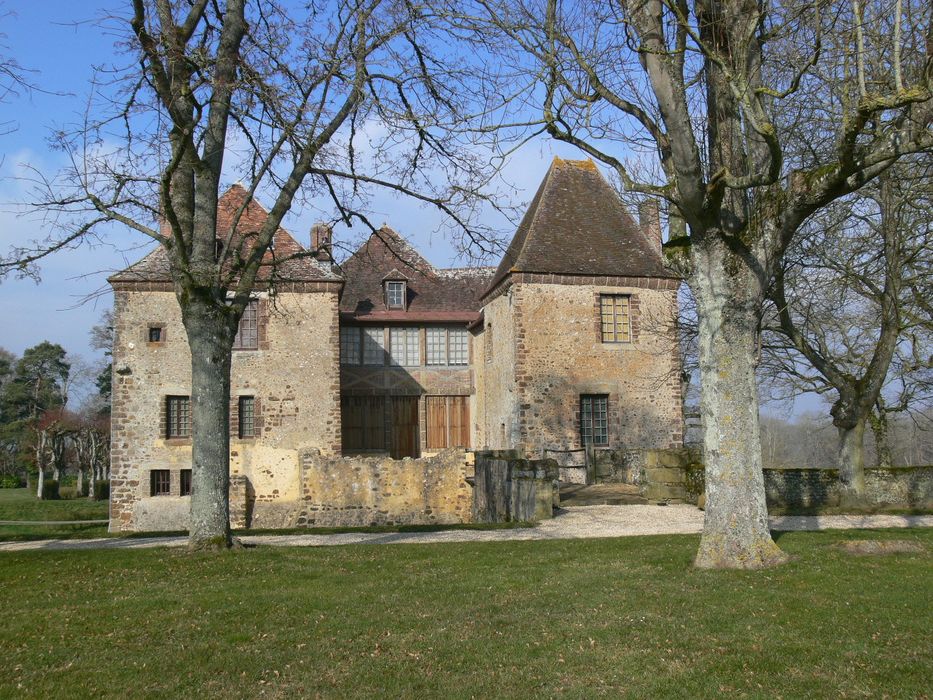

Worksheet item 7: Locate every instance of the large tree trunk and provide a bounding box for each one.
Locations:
[837,417,867,501]
[183,298,235,549]
[692,242,787,569]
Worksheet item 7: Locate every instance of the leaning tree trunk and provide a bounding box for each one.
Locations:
[836,416,867,503]
[692,241,788,569]
[182,298,235,549]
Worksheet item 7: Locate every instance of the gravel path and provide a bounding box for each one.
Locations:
[1,505,931,552]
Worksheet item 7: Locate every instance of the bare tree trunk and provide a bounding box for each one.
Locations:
[869,405,894,468]
[36,467,44,499]
[35,430,46,499]
[692,243,787,570]
[184,299,234,549]
[76,468,85,497]
[837,417,867,501]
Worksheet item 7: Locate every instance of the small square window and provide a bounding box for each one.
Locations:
[150,469,171,497]
[386,281,406,309]
[148,326,164,344]
[180,469,192,496]
[238,396,256,439]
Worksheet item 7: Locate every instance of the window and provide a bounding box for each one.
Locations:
[426,327,469,366]
[150,469,171,496]
[166,395,191,438]
[448,328,469,365]
[386,281,406,309]
[180,469,192,496]
[148,325,164,344]
[362,327,386,365]
[340,327,361,365]
[600,295,631,343]
[580,395,609,446]
[426,328,446,365]
[238,396,256,438]
[390,327,420,366]
[233,300,259,350]
[426,396,470,449]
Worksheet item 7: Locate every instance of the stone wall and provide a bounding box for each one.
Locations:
[509,281,683,455]
[640,449,933,511]
[109,288,341,532]
[474,292,519,450]
[473,451,559,523]
[297,448,473,527]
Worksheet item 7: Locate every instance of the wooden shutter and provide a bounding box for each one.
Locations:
[449,396,470,448]
[426,396,448,449]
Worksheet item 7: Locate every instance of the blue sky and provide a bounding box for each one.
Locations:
[0,2,587,365]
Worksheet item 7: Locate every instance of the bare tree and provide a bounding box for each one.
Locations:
[1,1,500,548]
[456,0,933,567]
[762,159,932,496]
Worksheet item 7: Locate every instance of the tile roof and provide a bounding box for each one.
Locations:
[338,226,494,322]
[485,158,678,296]
[109,184,340,284]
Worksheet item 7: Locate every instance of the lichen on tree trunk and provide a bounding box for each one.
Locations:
[692,242,788,570]
[837,417,867,502]
[183,297,235,550]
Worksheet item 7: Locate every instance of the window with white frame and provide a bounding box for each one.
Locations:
[390,327,420,366]
[385,281,406,309]
[426,327,469,366]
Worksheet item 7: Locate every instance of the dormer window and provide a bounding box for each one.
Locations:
[386,281,405,308]
[382,269,410,310]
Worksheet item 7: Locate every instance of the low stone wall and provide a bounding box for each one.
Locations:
[297,448,474,527]
[644,450,933,511]
[473,451,559,523]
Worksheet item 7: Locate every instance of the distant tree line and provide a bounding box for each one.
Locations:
[0,338,110,499]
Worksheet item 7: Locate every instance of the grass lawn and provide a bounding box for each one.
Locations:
[0,488,108,521]
[1,529,930,698]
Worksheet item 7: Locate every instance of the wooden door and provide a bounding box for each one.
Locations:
[390,396,419,459]
[341,396,386,452]
[426,395,471,450]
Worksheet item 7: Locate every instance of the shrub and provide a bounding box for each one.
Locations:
[94,480,110,501]
[0,474,23,488]
[42,480,61,500]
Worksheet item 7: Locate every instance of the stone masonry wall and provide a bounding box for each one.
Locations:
[640,449,933,511]
[297,448,473,527]
[109,288,341,532]
[474,292,519,450]
[510,282,683,457]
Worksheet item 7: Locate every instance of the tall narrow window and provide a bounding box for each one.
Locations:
[166,396,191,438]
[426,328,447,365]
[340,327,361,365]
[600,295,631,343]
[580,394,609,446]
[180,469,192,496]
[233,300,259,350]
[390,327,420,366]
[362,327,386,365]
[238,396,256,438]
[150,469,171,496]
[385,281,406,309]
[448,328,469,365]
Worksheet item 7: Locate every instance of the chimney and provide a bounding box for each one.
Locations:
[311,223,332,261]
[638,199,662,253]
